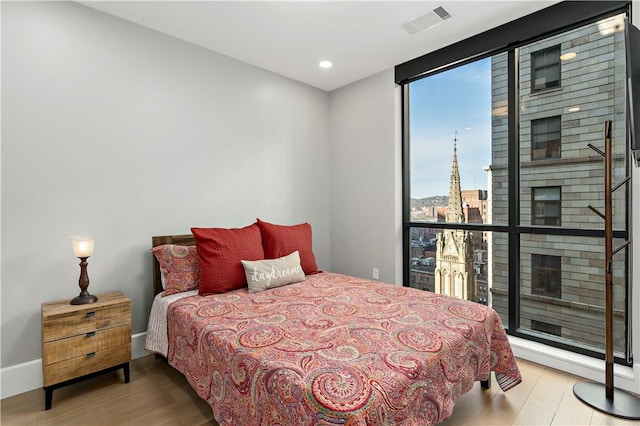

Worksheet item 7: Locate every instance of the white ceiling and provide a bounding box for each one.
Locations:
[80,1,560,92]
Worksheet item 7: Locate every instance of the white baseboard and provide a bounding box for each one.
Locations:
[0,332,152,400]
[0,358,43,401]
[509,335,639,394]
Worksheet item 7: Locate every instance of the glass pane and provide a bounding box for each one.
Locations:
[490,232,509,328]
[533,53,546,68]
[519,234,626,355]
[408,227,501,308]
[533,187,560,201]
[409,55,501,224]
[518,13,628,230]
[490,52,510,226]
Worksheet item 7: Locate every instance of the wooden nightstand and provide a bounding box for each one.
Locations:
[41,291,131,410]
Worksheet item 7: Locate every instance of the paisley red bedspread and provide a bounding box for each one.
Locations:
[167,272,521,425]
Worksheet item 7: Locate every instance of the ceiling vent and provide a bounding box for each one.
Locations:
[401,6,452,35]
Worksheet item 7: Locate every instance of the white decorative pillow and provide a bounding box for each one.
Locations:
[241,251,305,293]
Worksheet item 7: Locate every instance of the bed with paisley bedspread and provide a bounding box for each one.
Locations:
[145,231,521,425]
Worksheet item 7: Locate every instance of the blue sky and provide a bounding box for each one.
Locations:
[409,57,492,199]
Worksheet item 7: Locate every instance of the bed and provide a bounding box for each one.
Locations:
[145,230,522,425]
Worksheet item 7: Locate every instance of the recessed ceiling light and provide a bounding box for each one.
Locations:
[318,60,333,69]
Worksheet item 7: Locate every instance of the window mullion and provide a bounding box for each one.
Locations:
[508,48,520,332]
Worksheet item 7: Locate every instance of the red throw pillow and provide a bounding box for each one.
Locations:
[191,224,264,295]
[256,218,319,275]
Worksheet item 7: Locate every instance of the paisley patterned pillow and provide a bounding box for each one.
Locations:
[151,244,199,297]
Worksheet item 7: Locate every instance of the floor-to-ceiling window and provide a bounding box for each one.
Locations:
[398,1,632,362]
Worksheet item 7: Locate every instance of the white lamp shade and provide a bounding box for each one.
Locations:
[70,235,95,258]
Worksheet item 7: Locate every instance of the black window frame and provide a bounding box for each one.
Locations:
[531,45,561,92]
[396,0,632,365]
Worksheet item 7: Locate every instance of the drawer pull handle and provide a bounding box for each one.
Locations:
[86,312,95,318]
[86,352,96,358]
[86,332,96,338]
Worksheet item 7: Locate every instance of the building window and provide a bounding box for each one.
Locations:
[532,187,561,226]
[532,116,561,159]
[531,254,561,298]
[532,45,560,92]
[531,320,561,336]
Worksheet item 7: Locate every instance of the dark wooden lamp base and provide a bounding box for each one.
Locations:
[70,257,98,305]
[70,293,98,305]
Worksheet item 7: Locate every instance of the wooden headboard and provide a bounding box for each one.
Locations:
[151,234,195,296]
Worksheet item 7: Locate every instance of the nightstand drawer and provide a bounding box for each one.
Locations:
[43,324,131,365]
[43,344,131,387]
[43,305,130,342]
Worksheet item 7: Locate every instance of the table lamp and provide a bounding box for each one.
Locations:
[70,235,98,305]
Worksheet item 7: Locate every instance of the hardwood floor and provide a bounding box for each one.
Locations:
[442,359,640,426]
[2,355,640,425]
[1,355,215,426]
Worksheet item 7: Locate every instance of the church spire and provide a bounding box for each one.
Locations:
[446,132,465,223]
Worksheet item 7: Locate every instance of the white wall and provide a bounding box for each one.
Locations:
[1,0,330,389]
[328,70,402,285]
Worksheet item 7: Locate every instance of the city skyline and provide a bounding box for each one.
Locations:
[409,57,492,199]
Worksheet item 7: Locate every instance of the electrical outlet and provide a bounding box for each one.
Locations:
[372,268,379,280]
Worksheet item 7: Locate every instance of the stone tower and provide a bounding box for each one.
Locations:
[434,134,478,301]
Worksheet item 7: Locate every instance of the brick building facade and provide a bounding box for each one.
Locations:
[490,14,628,352]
